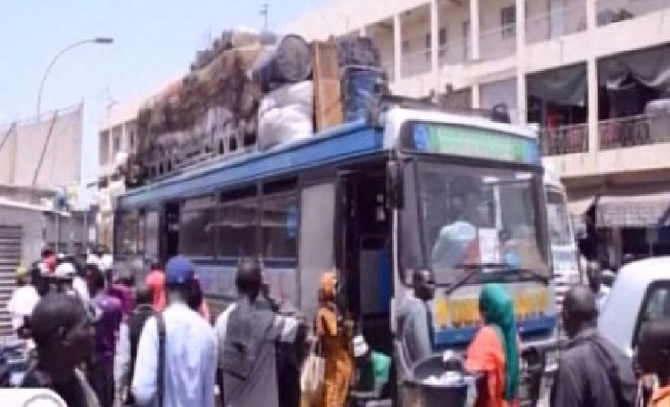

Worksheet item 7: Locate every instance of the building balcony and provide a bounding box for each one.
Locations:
[382,1,670,90]
[597,0,669,26]
[543,112,670,179]
[526,4,586,45]
[599,113,670,150]
[541,123,589,156]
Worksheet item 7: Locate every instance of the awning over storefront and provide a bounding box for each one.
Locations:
[565,184,670,229]
[597,190,670,228]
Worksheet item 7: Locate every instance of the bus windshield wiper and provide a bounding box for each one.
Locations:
[443,263,509,295]
[443,263,549,295]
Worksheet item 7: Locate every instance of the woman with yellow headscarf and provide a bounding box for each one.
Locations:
[315,270,353,407]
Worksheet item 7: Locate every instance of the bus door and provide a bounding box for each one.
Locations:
[161,201,181,260]
[335,171,356,315]
[336,167,392,354]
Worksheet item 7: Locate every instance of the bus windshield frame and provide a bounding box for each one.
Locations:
[397,121,551,287]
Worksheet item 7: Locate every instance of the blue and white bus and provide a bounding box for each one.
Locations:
[114,102,558,402]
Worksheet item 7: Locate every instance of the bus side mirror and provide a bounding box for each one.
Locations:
[387,161,404,209]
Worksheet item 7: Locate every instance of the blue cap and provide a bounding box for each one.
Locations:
[165,256,195,285]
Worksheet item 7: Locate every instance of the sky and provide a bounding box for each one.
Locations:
[0,0,323,204]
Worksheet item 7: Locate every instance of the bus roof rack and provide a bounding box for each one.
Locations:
[366,91,511,128]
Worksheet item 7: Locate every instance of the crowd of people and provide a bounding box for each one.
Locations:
[4,250,391,407]
[6,247,670,407]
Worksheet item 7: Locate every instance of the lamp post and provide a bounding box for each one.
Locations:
[36,37,114,118]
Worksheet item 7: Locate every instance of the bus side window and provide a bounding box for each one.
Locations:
[261,192,298,260]
[217,194,258,259]
[116,210,139,257]
[180,196,217,258]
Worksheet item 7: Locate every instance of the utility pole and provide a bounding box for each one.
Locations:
[260,3,269,31]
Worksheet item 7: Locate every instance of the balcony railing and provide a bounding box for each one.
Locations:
[599,113,670,150]
[598,0,669,26]
[526,5,587,44]
[439,39,469,66]
[479,25,517,61]
[401,48,431,77]
[541,123,589,156]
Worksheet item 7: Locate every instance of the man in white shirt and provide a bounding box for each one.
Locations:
[431,182,480,269]
[132,256,217,407]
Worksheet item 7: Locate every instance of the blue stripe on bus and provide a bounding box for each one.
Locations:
[120,121,382,208]
[433,315,557,347]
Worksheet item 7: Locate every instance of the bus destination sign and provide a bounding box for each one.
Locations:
[408,122,540,165]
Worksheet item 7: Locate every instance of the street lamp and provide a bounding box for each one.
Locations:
[36,37,114,118]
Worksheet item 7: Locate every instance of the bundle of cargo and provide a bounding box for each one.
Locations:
[253,35,315,150]
[131,30,271,182]
[254,35,387,149]
[257,81,314,150]
[127,31,388,186]
[337,35,381,68]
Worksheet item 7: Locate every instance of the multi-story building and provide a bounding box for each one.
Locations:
[97,98,143,249]
[290,0,670,265]
[96,80,181,250]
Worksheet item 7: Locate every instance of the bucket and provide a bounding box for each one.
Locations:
[408,355,474,407]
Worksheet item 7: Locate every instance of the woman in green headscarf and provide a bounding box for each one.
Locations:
[466,283,520,407]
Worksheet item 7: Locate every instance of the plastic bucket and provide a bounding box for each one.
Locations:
[408,355,472,407]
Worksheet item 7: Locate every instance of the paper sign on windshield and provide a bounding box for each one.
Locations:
[478,228,501,265]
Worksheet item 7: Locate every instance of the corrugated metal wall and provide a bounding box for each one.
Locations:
[0,226,21,336]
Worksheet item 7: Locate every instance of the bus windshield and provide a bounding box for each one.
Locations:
[406,161,550,286]
[546,189,573,247]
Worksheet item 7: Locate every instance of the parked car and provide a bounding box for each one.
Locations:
[599,256,670,358]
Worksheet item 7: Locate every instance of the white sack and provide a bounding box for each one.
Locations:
[258,81,314,151]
